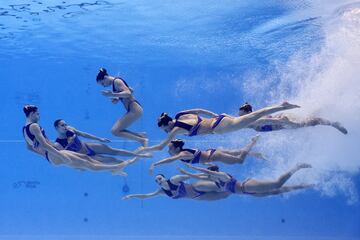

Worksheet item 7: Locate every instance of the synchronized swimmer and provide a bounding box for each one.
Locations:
[53,119,151,164]
[22,67,349,201]
[239,102,348,134]
[96,68,148,146]
[150,135,266,173]
[22,105,141,176]
[123,163,312,200]
[137,101,300,153]
[179,163,313,197]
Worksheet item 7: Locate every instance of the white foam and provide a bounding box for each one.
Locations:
[243,2,360,204]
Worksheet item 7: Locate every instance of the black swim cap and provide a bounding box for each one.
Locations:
[96,67,108,81]
[23,105,38,117]
[157,113,173,127]
[170,139,185,149]
[239,102,253,113]
[207,165,219,172]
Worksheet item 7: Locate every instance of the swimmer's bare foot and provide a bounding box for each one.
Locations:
[281,101,301,110]
[137,153,152,158]
[332,122,348,135]
[297,163,312,169]
[249,152,268,161]
[140,138,149,147]
[112,169,128,177]
[251,134,260,143]
[136,132,148,138]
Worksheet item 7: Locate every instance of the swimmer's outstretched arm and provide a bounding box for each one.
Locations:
[170,174,191,184]
[150,154,184,173]
[179,108,218,118]
[185,164,230,182]
[70,127,110,143]
[30,124,70,163]
[177,167,209,180]
[122,189,164,200]
[139,128,180,152]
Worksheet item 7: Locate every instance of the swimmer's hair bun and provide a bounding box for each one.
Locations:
[158,112,173,127]
[23,104,38,117]
[96,67,108,81]
[170,139,185,149]
[207,165,220,172]
[239,102,253,113]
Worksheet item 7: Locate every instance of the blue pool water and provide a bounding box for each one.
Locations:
[1,0,360,239]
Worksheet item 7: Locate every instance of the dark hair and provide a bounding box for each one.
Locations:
[207,165,219,172]
[155,173,166,178]
[157,112,173,127]
[96,67,108,81]
[170,139,185,149]
[239,102,253,113]
[23,105,38,117]
[54,119,63,128]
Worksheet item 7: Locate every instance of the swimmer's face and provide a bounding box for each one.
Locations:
[55,120,68,134]
[155,175,166,186]
[30,110,40,122]
[168,143,180,156]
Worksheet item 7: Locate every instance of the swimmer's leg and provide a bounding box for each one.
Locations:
[111,157,140,176]
[217,135,266,162]
[302,117,348,134]
[195,191,231,201]
[61,151,129,173]
[251,184,314,197]
[241,163,312,193]
[214,102,300,134]
[91,154,124,164]
[191,181,223,192]
[85,142,149,157]
[111,113,148,146]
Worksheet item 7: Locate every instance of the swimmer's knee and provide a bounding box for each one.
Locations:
[111,127,121,136]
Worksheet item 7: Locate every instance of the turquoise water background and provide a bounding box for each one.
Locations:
[0,0,359,239]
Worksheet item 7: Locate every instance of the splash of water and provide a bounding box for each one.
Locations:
[243,2,360,204]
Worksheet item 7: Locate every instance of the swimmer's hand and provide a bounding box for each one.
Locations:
[149,164,155,174]
[177,167,187,175]
[135,146,145,154]
[99,138,111,143]
[101,90,114,97]
[137,153,152,158]
[122,195,133,200]
[111,97,119,104]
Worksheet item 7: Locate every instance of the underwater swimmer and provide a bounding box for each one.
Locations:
[96,68,148,146]
[122,173,230,201]
[179,163,313,197]
[22,105,138,176]
[149,135,266,173]
[137,101,299,153]
[53,119,151,163]
[239,102,348,134]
